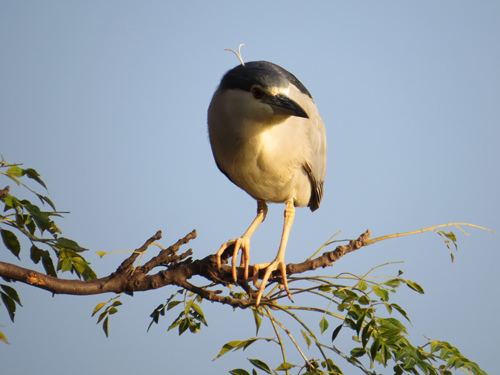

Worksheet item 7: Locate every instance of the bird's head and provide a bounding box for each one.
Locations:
[212,61,311,126]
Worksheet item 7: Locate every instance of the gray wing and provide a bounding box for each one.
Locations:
[304,101,327,212]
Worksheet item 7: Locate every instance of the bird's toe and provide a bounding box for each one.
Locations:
[215,237,251,282]
[253,258,292,306]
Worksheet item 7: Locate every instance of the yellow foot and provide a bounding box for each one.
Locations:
[215,237,250,282]
[252,258,292,306]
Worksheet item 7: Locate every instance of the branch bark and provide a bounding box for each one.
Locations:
[0,229,372,306]
[0,186,9,199]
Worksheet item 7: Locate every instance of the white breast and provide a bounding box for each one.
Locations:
[208,87,320,207]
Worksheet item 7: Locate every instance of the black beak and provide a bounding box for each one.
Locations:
[264,94,309,119]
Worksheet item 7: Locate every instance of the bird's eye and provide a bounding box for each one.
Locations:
[252,88,264,99]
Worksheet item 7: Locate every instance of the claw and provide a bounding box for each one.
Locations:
[253,258,293,306]
[232,237,250,281]
[214,200,268,284]
[215,237,250,281]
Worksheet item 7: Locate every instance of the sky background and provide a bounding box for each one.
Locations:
[1,1,499,374]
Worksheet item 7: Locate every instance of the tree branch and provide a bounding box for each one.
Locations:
[0,229,373,304]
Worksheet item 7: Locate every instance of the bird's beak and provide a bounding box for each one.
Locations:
[264,94,309,119]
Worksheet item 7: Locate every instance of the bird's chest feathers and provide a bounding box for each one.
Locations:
[233,121,301,174]
[219,119,308,202]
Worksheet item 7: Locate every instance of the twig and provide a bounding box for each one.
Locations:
[114,230,163,274]
[364,223,493,246]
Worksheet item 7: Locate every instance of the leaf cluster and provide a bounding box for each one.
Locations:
[92,296,123,337]
[147,289,207,335]
[0,284,22,343]
[0,160,97,341]
[211,267,486,375]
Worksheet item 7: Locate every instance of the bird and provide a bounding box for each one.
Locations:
[208,53,327,306]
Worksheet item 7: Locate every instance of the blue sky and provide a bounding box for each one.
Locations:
[1,1,499,374]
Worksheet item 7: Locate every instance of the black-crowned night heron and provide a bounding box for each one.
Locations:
[208,57,326,305]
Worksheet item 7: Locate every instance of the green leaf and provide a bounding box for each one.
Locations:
[103,317,109,337]
[57,237,87,252]
[406,280,425,294]
[184,298,194,315]
[56,247,95,280]
[108,307,118,315]
[335,288,358,302]
[178,317,190,335]
[357,280,368,291]
[378,317,408,338]
[167,317,181,332]
[436,230,459,262]
[24,168,47,189]
[344,317,356,331]
[1,228,21,259]
[384,278,401,288]
[0,284,21,305]
[394,364,404,375]
[0,330,8,344]
[167,300,182,310]
[190,302,207,325]
[151,304,166,318]
[189,320,201,333]
[6,166,24,178]
[214,340,242,360]
[350,347,366,358]
[252,308,262,335]
[442,231,457,244]
[60,258,72,272]
[240,338,258,351]
[337,302,348,312]
[2,194,18,210]
[430,340,440,353]
[390,303,411,323]
[148,304,166,331]
[354,313,366,335]
[229,369,251,375]
[92,302,107,316]
[1,292,16,322]
[25,217,36,234]
[275,362,294,371]
[319,317,329,334]
[358,295,370,305]
[39,247,57,277]
[332,324,342,342]
[36,194,56,211]
[30,244,42,263]
[82,266,97,281]
[248,358,272,374]
[370,337,380,361]
[373,286,389,301]
[361,322,373,348]
[301,329,312,348]
[97,311,107,324]
[23,203,51,233]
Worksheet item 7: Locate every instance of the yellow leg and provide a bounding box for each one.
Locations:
[216,199,268,281]
[253,199,295,306]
